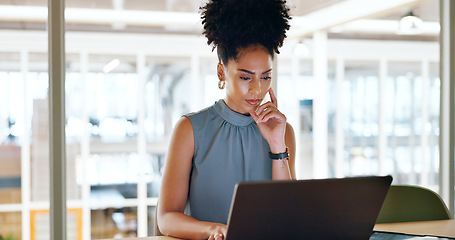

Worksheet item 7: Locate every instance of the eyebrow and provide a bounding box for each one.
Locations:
[238,68,272,74]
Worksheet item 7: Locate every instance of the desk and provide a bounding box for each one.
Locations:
[101,237,176,240]
[373,219,455,238]
[103,219,455,240]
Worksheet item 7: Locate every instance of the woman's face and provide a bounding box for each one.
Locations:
[219,45,273,115]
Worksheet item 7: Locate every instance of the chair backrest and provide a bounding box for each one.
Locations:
[376,185,452,224]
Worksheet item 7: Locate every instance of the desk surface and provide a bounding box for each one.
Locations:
[373,219,455,238]
[104,219,455,240]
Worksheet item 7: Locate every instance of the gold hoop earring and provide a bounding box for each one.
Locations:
[218,80,225,89]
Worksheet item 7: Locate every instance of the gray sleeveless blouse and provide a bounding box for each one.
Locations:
[184,100,272,224]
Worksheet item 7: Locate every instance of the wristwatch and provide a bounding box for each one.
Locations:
[269,147,289,160]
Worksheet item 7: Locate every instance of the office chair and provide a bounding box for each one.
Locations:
[376,185,452,224]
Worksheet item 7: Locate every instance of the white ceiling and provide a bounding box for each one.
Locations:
[0,0,439,41]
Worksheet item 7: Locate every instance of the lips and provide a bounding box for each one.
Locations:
[245,99,261,106]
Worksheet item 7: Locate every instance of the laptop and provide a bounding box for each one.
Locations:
[225,175,393,240]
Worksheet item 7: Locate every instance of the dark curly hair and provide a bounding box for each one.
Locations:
[200,0,291,65]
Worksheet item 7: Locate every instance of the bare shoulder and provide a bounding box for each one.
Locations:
[169,115,192,139]
[174,116,193,133]
[169,116,194,154]
[174,116,193,131]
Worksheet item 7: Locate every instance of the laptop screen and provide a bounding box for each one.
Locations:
[225,175,392,240]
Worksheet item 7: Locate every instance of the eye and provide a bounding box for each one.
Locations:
[261,76,271,80]
[240,76,251,80]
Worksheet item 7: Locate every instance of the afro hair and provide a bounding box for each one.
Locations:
[200,0,291,64]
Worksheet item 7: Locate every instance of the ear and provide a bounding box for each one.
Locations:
[217,62,225,80]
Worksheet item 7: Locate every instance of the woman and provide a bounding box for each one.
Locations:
[157,0,295,239]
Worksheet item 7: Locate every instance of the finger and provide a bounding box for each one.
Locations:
[255,101,275,116]
[257,107,275,123]
[257,106,274,121]
[214,233,224,240]
[269,88,278,108]
[249,110,260,123]
[259,108,286,123]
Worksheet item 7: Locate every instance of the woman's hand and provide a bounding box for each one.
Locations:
[207,223,227,240]
[250,88,287,153]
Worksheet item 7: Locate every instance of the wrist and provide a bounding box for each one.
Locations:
[269,143,286,154]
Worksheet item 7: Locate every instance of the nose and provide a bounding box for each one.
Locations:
[249,77,261,96]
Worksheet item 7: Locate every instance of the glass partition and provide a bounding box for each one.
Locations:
[0,50,50,240]
[385,61,440,189]
[343,61,380,176]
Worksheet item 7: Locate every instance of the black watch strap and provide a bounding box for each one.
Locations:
[269,147,289,160]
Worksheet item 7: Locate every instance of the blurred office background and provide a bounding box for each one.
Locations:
[0,0,450,239]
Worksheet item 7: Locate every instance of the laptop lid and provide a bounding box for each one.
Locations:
[225,175,393,240]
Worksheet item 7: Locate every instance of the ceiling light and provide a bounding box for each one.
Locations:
[294,40,310,57]
[397,11,423,35]
[103,58,120,73]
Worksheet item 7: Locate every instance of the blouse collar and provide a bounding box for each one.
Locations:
[213,100,255,127]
